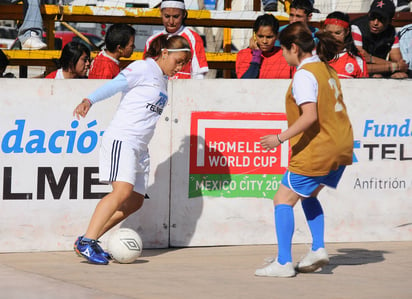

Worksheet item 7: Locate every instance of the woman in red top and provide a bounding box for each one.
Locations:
[45,41,90,79]
[236,14,293,79]
[324,11,368,78]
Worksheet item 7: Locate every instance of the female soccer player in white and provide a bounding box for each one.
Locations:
[72,35,191,265]
[257,22,354,277]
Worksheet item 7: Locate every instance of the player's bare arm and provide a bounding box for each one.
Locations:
[260,102,318,150]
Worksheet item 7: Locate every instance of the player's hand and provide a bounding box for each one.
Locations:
[260,134,279,150]
[73,98,92,119]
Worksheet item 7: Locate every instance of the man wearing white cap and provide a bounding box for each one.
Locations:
[144,0,209,79]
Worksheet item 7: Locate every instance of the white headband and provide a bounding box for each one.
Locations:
[161,1,185,10]
[162,48,191,52]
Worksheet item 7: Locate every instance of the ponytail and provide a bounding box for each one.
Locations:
[279,22,315,58]
[315,30,343,62]
[279,22,342,62]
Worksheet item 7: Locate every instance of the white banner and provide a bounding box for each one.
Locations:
[0,78,411,252]
[0,79,171,251]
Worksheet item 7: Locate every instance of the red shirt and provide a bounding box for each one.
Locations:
[236,47,293,79]
[88,51,120,79]
[144,26,208,79]
[329,51,369,79]
[45,70,58,78]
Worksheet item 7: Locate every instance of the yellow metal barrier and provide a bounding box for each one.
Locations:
[3,50,237,69]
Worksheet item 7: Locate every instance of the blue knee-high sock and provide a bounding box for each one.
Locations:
[275,204,294,265]
[301,197,324,251]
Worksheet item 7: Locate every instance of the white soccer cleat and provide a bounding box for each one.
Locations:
[296,248,329,273]
[22,32,47,50]
[255,259,296,277]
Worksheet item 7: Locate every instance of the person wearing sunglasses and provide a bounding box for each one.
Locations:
[351,0,408,78]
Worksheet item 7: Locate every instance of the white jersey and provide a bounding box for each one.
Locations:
[293,55,320,106]
[103,58,168,149]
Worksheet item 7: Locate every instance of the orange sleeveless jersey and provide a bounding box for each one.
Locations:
[285,62,354,176]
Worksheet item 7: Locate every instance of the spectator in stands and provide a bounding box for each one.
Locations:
[393,0,411,12]
[324,11,368,78]
[0,0,47,49]
[398,23,412,77]
[45,41,90,79]
[351,0,409,78]
[262,0,278,11]
[275,0,318,47]
[88,24,135,79]
[144,0,208,79]
[262,0,315,12]
[0,49,15,77]
[236,14,293,78]
[0,49,8,76]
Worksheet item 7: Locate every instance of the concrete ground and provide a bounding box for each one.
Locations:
[0,242,411,299]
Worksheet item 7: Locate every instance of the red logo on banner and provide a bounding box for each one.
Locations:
[190,112,289,175]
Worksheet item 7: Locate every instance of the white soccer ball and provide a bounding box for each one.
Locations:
[107,228,143,263]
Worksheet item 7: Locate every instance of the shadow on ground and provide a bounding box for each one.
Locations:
[317,248,391,274]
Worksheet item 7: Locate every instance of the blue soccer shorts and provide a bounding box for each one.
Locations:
[281,165,346,198]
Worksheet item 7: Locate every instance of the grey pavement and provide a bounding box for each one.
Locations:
[0,242,411,299]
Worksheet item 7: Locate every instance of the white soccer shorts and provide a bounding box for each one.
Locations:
[99,137,150,195]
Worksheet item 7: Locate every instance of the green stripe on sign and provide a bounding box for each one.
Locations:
[188,174,283,199]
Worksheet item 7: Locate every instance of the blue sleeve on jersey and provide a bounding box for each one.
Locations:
[87,73,129,104]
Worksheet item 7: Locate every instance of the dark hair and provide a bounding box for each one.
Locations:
[58,41,90,71]
[144,35,191,60]
[0,49,9,70]
[253,14,279,35]
[290,0,314,16]
[105,24,136,52]
[279,22,342,62]
[325,11,361,58]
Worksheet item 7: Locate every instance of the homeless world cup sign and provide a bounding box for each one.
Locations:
[189,112,289,199]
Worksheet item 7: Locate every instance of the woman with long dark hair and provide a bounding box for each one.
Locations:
[324,11,368,78]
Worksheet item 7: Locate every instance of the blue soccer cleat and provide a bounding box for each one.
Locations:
[76,239,109,265]
[74,236,111,260]
[73,235,83,257]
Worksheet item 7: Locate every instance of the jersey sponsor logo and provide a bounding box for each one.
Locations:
[146,103,164,115]
[345,62,355,74]
[146,92,168,115]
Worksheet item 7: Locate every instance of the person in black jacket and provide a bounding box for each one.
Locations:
[351,0,408,78]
